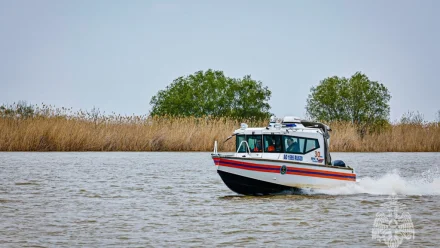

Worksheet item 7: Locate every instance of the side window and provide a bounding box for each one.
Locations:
[263,135,282,153]
[283,136,305,154]
[236,135,246,153]
[247,135,262,152]
[305,139,320,153]
[298,138,305,153]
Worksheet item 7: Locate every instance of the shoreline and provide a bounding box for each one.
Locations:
[0,150,439,153]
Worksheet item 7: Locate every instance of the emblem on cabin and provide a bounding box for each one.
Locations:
[372,194,415,248]
[280,165,287,175]
[311,151,324,163]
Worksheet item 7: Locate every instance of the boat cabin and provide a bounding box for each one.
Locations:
[232,116,332,165]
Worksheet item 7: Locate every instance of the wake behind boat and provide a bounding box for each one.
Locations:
[211,116,356,195]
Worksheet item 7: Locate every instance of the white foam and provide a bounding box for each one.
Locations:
[306,169,440,196]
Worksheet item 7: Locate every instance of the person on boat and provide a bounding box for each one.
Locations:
[286,138,300,153]
[286,138,293,151]
[267,138,276,152]
[275,141,282,152]
[253,139,262,152]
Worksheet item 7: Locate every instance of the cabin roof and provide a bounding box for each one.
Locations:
[233,126,324,135]
[234,116,331,136]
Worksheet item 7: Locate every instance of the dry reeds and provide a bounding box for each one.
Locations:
[0,116,250,152]
[0,103,439,152]
[329,122,440,152]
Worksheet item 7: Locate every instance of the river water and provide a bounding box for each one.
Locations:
[0,152,439,247]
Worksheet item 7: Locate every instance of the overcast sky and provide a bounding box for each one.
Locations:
[1,0,439,121]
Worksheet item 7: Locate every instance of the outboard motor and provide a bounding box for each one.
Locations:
[333,160,346,167]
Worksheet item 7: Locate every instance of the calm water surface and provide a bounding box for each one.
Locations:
[0,152,439,247]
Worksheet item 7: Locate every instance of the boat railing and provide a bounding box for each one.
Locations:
[236,140,251,155]
[213,141,218,154]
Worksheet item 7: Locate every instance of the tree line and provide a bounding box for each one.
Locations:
[147,69,439,135]
[3,70,438,134]
[149,70,393,125]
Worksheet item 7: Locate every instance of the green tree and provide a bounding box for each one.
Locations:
[150,69,271,119]
[306,72,391,133]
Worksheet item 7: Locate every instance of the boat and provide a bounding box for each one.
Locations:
[211,116,356,195]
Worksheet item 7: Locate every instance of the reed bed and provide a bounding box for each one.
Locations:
[330,122,440,152]
[0,108,439,152]
[0,116,250,152]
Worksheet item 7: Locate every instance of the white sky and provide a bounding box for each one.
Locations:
[1,0,439,121]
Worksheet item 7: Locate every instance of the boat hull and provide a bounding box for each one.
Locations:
[213,156,356,195]
[218,170,301,195]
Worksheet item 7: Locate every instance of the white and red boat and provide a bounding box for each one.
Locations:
[211,116,356,195]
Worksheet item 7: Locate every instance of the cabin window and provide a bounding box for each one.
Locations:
[283,136,320,154]
[283,136,305,153]
[248,135,263,152]
[236,135,246,153]
[263,135,282,153]
[235,135,263,153]
[305,139,320,153]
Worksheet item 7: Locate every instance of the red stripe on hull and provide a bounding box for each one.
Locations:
[214,157,356,181]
